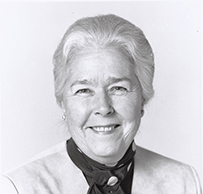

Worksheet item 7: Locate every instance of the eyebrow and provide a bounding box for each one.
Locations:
[70,77,132,87]
[107,77,132,84]
[71,79,94,87]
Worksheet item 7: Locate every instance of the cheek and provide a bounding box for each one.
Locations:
[64,98,91,127]
[114,95,142,121]
[118,96,142,141]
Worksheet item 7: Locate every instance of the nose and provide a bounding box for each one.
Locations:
[93,91,115,116]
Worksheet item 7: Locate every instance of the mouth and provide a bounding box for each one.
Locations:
[88,124,120,134]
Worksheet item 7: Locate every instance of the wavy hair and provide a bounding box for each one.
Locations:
[53,14,155,107]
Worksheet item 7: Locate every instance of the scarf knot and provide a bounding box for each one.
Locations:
[92,170,112,185]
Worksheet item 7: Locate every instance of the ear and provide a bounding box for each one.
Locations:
[141,98,145,117]
[141,97,145,109]
[60,101,66,113]
[141,109,145,117]
[60,101,67,120]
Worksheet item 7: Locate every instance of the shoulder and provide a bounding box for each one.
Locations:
[135,145,196,175]
[135,145,190,171]
[5,141,70,178]
[132,146,202,194]
[3,141,87,194]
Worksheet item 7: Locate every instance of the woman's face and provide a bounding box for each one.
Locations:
[62,48,143,165]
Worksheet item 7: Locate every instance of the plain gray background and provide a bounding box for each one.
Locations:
[0,1,202,182]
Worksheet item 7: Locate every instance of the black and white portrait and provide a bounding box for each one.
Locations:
[0,1,202,193]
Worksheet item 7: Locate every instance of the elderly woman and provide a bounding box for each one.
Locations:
[3,14,202,194]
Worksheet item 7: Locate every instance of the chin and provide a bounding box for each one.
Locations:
[88,140,128,163]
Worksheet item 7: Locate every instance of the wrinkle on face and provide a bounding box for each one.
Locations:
[62,47,143,164]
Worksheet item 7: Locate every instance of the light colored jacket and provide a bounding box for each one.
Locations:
[2,141,202,194]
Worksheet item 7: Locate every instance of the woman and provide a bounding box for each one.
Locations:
[2,14,202,194]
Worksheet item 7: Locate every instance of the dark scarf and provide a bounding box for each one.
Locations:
[67,138,135,194]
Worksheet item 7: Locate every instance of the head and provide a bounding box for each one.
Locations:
[53,14,155,164]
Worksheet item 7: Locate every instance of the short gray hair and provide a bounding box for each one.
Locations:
[53,14,155,107]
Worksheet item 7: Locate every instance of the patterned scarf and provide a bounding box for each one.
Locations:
[67,138,135,194]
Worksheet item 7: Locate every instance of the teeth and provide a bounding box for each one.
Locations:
[105,127,109,131]
[93,126,114,132]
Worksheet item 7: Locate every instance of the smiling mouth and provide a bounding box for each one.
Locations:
[89,124,120,134]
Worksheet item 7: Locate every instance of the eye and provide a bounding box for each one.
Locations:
[110,86,127,95]
[75,88,93,96]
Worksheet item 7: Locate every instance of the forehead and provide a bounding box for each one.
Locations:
[67,47,137,84]
[69,47,134,69]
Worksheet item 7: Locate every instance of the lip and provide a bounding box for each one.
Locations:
[86,124,120,134]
